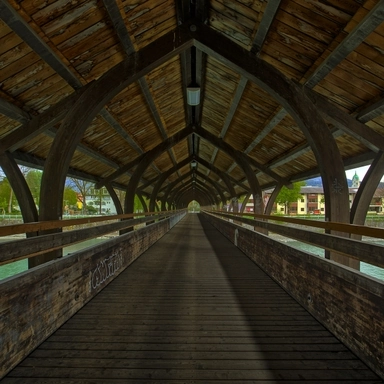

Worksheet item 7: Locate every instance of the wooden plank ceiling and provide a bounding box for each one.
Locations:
[0,0,384,203]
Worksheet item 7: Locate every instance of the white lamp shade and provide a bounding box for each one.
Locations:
[187,87,200,106]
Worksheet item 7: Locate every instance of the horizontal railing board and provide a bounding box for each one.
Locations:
[0,213,170,265]
[213,211,384,269]
[0,210,176,237]
[220,211,384,239]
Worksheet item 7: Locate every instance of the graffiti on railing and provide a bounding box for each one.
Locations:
[91,251,123,290]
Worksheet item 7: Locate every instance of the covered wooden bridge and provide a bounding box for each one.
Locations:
[1,0,384,381]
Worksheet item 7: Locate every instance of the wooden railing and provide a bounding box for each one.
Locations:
[206,210,384,269]
[0,211,179,267]
[203,210,384,379]
[0,210,187,379]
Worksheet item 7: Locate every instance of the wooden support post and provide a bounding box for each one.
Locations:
[350,151,384,227]
[265,183,283,215]
[240,193,251,213]
[124,127,194,214]
[36,28,192,266]
[192,23,351,266]
[149,156,193,211]
[105,183,123,215]
[0,152,41,268]
[196,127,264,214]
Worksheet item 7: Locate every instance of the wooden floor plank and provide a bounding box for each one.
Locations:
[3,214,382,383]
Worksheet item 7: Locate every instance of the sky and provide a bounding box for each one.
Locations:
[345,165,384,182]
[345,165,370,181]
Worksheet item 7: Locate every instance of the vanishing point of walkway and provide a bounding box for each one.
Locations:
[3,214,382,383]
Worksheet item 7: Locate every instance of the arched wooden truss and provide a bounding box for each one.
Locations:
[1,0,384,268]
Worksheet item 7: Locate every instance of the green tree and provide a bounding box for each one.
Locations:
[63,187,78,214]
[67,178,93,214]
[275,181,305,215]
[0,177,17,214]
[134,194,146,213]
[25,169,42,207]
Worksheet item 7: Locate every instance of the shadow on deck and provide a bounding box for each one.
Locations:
[3,214,382,383]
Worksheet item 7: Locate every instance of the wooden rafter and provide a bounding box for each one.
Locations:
[0,0,83,89]
[96,125,194,189]
[305,89,384,152]
[0,97,30,124]
[102,0,177,176]
[237,1,384,183]
[356,97,384,124]
[0,0,146,175]
[304,1,384,88]
[252,0,282,53]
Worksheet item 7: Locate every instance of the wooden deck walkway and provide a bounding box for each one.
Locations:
[3,214,382,383]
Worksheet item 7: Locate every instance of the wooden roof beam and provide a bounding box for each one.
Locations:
[268,128,343,171]
[11,150,126,191]
[176,0,194,155]
[245,107,287,154]
[176,186,212,207]
[0,94,136,181]
[172,177,216,206]
[101,0,135,55]
[176,0,193,24]
[278,151,377,186]
[0,0,146,173]
[162,170,194,205]
[356,96,384,123]
[1,0,154,176]
[233,129,343,185]
[193,47,206,135]
[193,176,222,205]
[242,1,384,178]
[207,76,248,176]
[195,0,209,24]
[213,0,282,177]
[304,1,384,88]
[192,23,351,222]
[99,109,143,155]
[196,127,288,185]
[0,97,30,124]
[40,27,193,221]
[195,170,228,200]
[156,157,235,197]
[102,0,174,176]
[148,156,194,210]
[0,93,152,185]
[191,0,209,145]
[98,125,194,189]
[44,128,120,170]
[195,155,248,194]
[220,76,248,140]
[305,89,384,152]
[124,125,195,213]
[252,0,282,54]
[0,86,89,153]
[224,105,286,176]
[0,0,83,89]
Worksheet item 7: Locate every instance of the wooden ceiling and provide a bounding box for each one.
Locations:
[1,0,384,205]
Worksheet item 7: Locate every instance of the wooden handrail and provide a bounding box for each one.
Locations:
[0,210,176,237]
[209,211,384,239]
[0,211,180,266]
[205,211,384,269]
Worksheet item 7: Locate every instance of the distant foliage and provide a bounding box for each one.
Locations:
[276,181,305,214]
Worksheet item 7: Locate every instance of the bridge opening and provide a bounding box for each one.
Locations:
[188,200,200,213]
